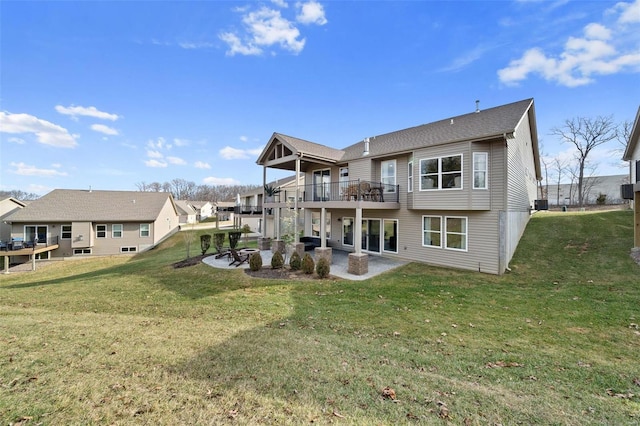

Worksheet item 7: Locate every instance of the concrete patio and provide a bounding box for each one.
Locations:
[202,248,407,281]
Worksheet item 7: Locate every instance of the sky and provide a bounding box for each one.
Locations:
[1,0,639,196]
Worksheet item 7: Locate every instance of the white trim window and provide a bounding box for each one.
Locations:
[112,224,123,238]
[121,246,137,253]
[445,216,467,251]
[473,152,488,189]
[61,225,72,239]
[140,223,150,238]
[342,217,354,246]
[96,224,107,238]
[383,219,398,253]
[381,159,396,193]
[339,167,349,196]
[408,157,413,193]
[422,216,442,247]
[419,154,463,190]
[74,248,91,255]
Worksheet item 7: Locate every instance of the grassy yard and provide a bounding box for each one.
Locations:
[1,210,639,425]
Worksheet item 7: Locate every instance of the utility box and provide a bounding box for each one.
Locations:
[534,199,549,210]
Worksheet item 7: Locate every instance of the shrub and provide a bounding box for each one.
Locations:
[596,193,607,205]
[316,257,330,279]
[289,251,302,270]
[249,252,262,271]
[200,234,211,255]
[213,233,225,253]
[302,253,315,274]
[271,251,284,269]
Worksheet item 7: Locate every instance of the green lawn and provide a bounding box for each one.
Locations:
[1,210,639,425]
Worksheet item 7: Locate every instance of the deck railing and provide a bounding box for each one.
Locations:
[266,180,399,204]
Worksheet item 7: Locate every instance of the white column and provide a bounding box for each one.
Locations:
[262,166,267,238]
[320,207,326,248]
[354,207,363,254]
[295,157,300,243]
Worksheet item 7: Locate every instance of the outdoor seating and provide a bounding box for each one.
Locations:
[0,240,7,251]
[229,248,250,267]
[359,182,371,200]
[11,238,24,250]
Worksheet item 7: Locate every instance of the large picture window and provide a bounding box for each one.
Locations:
[445,217,467,251]
[422,216,442,247]
[419,154,462,190]
[473,152,488,189]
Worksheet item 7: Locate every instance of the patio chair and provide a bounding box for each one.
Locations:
[0,240,7,251]
[359,182,371,200]
[229,248,250,267]
[11,238,24,250]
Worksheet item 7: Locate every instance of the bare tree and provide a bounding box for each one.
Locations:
[0,190,40,201]
[552,157,569,206]
[551,116,617,206]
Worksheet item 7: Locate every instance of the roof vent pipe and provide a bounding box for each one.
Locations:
[475,100,480,113]
[363,137,370,156]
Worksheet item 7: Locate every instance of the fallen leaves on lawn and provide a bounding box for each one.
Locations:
[606,389,635,399]
[381,386,396,400]
[485,361,523,368]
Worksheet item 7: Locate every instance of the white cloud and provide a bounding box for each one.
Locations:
[614,0,640,24]
[239,135,249,142]
[8,137,25,144]
[203,176,241,185]
[173,138,190,147]
[146,150,163,159]
[147,137,171,150]
[296,1,327,25]
[220,2,327,56]
[272,0,288,8]
[498,4,640,87]
[55,105,119,121]
[144,159,168,168]
[10,162,68,177]
[194,161,211,169]
[167,156,187,165]
[90,123,119,135]
[179,41,214,50]
[219,145,264,159]
[0,112,78,148]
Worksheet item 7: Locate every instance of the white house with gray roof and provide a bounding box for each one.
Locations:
[257,98,542,275]
[4,189,180,260]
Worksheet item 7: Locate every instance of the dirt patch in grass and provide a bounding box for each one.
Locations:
[631,248,640,266]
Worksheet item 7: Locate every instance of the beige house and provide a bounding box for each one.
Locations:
[0,197,27,245]
[257,98,542,275]
[622,105,640,248]
[4,189,180,261]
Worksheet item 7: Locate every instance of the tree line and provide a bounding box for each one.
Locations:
[135,178,261,202]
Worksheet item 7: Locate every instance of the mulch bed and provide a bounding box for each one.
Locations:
[172,254,208,268]
[244,267,332,280]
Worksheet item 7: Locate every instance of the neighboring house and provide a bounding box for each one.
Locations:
[4,189,180,260]
[175,200,198,224]
[238,174,305,233]
[190,201,214,221]
[622,105,640,248]
[545,174,629,206]
[256,98,542,275]
[0,197,27,244]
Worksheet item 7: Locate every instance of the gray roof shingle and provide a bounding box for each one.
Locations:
[340,98,534,161]
[6,189,176,222]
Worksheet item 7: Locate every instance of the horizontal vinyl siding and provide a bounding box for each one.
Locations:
[330,208,501,274]
[507,116,538,211]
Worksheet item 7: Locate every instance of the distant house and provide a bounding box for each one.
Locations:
[0,197,27,244]
[4,189,180,260]
[545,174,629,206]
[622,105,640,248]
[256,98,542,275]
[175,200,198,224]
[190,201,214,221]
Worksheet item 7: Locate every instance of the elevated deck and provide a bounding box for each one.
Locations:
[1,244,59,273]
